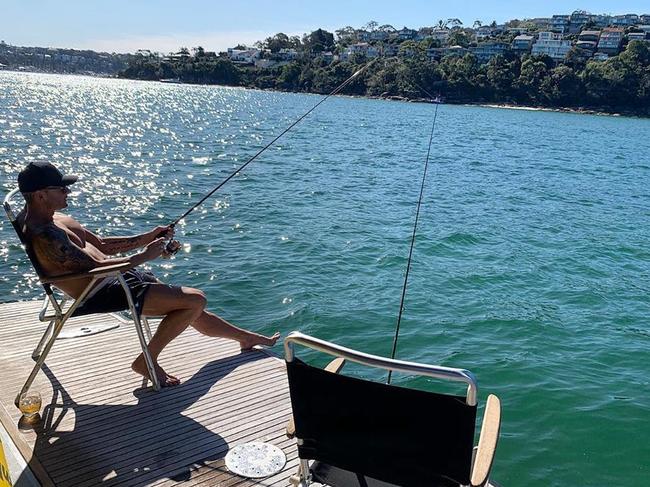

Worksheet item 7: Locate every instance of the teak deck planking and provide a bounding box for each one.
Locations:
[0,300,301,486]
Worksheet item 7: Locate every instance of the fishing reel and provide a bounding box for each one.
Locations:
[162,239,181,258]
[155,224,181,259]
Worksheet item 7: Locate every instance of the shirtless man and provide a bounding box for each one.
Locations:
[17,161,280,386]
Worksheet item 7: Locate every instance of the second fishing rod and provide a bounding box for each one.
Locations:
[161,60,376,255]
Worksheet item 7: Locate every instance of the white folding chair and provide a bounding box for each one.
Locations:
[3,187,161,406]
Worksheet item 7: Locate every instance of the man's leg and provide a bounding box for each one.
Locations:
[132,284,207,386]
[191,310,280,350]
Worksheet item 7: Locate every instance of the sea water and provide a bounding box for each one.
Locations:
[1,72,649,486]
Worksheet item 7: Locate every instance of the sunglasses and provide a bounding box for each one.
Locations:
[43,186,71,193]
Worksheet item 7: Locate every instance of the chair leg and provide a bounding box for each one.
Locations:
[15,281,98,407]
[292,459,311,487]
[141,316,153,342]
[118,275,161,391]
[16,314,66,406]
[139,316,154,389]
[32,317,57,361]
[32,294,65,360]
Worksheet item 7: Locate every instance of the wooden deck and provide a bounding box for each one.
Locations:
[0,300,299,487]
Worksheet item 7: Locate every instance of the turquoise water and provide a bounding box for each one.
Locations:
[1,72,649,486]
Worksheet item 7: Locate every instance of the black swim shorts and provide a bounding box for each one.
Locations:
[72,268,158,317]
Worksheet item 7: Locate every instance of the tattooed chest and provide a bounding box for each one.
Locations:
[56,224,85,247]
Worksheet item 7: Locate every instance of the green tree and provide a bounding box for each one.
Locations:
[436,19,449,29]
[448,30,471,47]
[366,58,403,96]
[581,41,650,108]
[564,46,589,71]
[335,26,356,43]
[378,24,397,33]
[619,40,650,68]
[276,62,302,89]
[438,53,481,100]
[398,40,426,60]
[364,20,379,31]
[486,54,519,100]
[541,65,583,106]
[303,29,335,54]
[518,57,550,103]
[262,33,293,53]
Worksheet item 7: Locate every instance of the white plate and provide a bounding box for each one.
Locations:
[225,441,287,478]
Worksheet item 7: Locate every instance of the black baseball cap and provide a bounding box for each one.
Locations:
[18,162,78,193]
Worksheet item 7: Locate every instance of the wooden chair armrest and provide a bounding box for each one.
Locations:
[40,262,132,284]
[286,357,347,439]
[471,394,501,487]
[324,357,346,374]
[285,417,296,439]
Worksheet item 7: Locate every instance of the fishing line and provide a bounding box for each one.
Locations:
[387,99,440,385]
[167,60,376,232]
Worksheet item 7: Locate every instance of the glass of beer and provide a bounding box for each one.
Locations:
[18,390,41,424]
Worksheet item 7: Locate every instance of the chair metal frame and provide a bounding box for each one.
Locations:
[3,187,161,406]
[284,331,501,487]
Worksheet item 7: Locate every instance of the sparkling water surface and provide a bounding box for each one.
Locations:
[1,72,649,486]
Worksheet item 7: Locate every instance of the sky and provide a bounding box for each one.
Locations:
[2,1,649,54]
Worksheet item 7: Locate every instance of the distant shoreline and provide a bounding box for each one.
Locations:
[236,86,650,119]
[357,96,641,118]
[470,102,640,118]
[2,69,647,119]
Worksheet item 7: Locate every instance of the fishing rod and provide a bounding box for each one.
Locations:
[162,59,376,255]
[387,97,440,385]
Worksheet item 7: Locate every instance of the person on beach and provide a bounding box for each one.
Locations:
[15,161,280,387]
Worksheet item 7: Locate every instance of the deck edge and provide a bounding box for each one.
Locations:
[0,400,54,487]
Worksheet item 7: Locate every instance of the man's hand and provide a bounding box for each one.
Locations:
[142,237,168,261]
[150,225,175,242]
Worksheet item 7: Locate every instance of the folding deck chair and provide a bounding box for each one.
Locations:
[3,187,161,406]
[284,332,502,487]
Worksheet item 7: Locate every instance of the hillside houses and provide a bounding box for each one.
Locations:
[227,47,261,65]
[611,14,640,27]
[397,27,418,40]
[430,29,451,43]
[512,35,535,54]
[551,15,570,34]
[576,30,601,52]
[598,28,625,55]
[470,41,510,62]
[0,41,129,74]
[531,32,572,61]
[628,31,649,42]
[340,43,381,60]
[224,10,650,69]
[476,25,500,40]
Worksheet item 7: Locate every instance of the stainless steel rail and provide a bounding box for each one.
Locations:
[284,331,478,406]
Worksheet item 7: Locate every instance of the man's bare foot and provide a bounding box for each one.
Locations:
[239,331,281,351]
[131,355,181,387]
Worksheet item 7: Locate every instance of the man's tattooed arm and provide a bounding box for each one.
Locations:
[31,226,101,274]
[93,234,149,255]
[31,225,133,275]
[85,226,171,255]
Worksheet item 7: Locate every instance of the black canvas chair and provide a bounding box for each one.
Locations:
[284,332,501,487]
[3,187,161,405]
